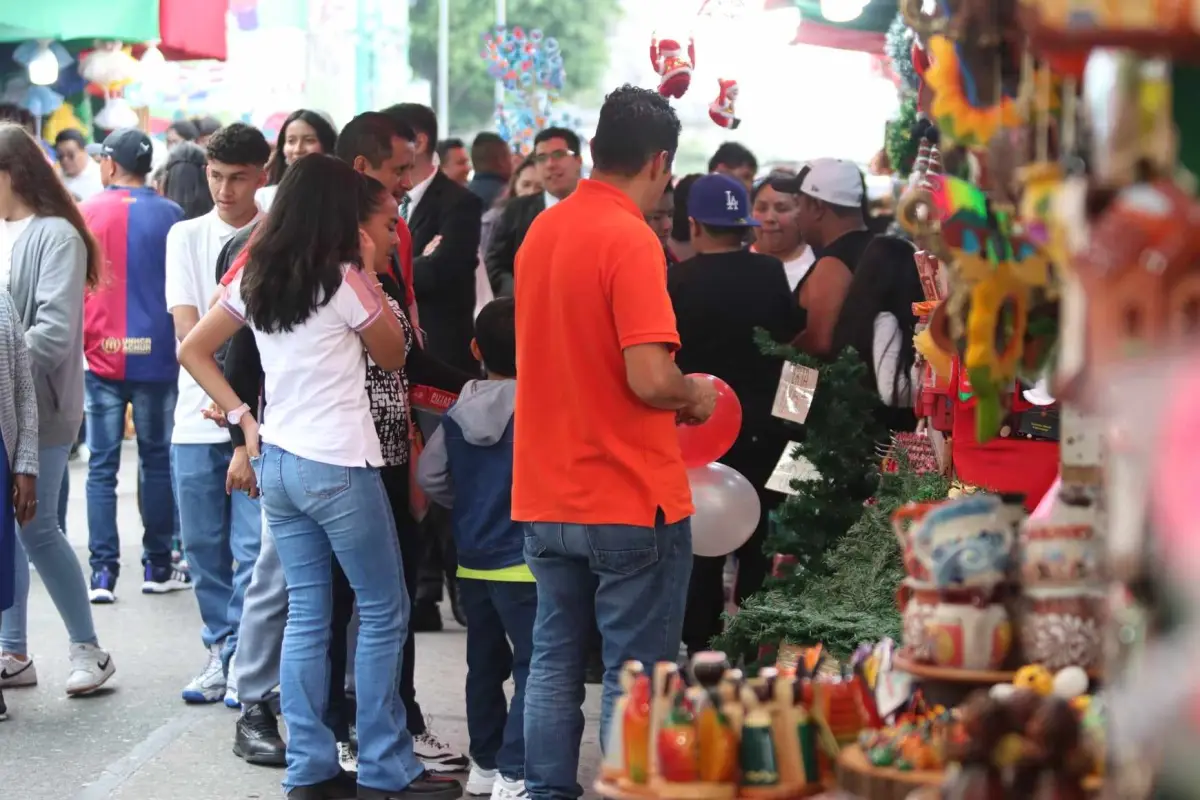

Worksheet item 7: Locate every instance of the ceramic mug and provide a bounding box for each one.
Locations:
[892,501,940,583]
[896,580,940,661]
[925,595,1012,671]
[1021,520,1102,585]
[1021,586,1106,671]
[913,494,1015,590]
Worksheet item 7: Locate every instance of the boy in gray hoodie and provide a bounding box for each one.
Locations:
[417,298,532,800]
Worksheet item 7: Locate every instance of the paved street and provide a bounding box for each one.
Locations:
[6,442,602,799]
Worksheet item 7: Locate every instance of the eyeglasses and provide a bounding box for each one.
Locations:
[533,149,575,164]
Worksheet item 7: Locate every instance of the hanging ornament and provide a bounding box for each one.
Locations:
[707,78,740,129]
[924,35,1020,149]
[650,32,695,99]
[94,91,139,131]
[13,40,73,88]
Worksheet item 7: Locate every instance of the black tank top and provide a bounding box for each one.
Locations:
[793,229,874,302]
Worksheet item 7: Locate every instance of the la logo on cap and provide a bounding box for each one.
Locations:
[725,190,739,211]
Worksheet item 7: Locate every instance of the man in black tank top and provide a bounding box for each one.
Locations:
[790,158,873,273]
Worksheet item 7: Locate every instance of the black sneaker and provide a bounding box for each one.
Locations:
[358,772,463,799]
[142,563,194,594]
[234,702,287,767]
[447,577,467,628]
[288,771,357,799]
[410,602,443,633]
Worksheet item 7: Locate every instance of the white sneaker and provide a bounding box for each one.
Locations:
[181,644,226,704]
[491,777,527,800]
[224,655,240,709]
[66,643,115,696]
[338,740,358,773]
[0,654,37,688]
[414,728,470,773]
[466,764,496,796]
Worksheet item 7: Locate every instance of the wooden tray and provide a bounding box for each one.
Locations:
[892,651,1015,685]
[836,745,943,800]
[593,779,827,800]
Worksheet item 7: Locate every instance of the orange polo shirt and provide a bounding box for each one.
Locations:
[512,179,694,527]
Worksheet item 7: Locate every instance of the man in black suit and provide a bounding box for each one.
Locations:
[484,126,582,297]
[382,103,484,375]
[466,132,512,210]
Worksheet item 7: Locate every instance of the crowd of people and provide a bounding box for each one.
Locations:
[0,84,922,800]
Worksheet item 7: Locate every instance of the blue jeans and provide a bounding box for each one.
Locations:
[460,578,537,780]
[85,373,178,575]
[256,444,423,792]
[171,442,261,659]
[522,515,692,800]
[0,445,99,655]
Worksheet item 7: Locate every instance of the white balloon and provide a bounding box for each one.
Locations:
[688,463,762,557]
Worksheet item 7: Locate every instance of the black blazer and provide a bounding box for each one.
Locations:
[407,171,484,373]
[484,192,545,298]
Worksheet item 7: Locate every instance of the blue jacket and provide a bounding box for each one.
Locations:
[416,379,523,574]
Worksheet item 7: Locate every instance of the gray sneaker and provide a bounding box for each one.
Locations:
[181,644,226,704]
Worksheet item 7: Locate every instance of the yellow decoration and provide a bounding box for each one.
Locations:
[1013,664,1055,696]
[964,264,1029,392]
[925,36,1021,150]
[43,105,86,146]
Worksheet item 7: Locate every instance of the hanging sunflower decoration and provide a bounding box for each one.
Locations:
[924,36,1020,149]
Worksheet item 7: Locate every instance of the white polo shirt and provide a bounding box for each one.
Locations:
[219,265,385,467]
[165,208,260,445]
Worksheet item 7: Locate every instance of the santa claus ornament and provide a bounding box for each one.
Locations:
[650,33,695,99]
[708,78,740,129]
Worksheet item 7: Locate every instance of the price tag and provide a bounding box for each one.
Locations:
[771,362,818,425]
[766,441,820,495]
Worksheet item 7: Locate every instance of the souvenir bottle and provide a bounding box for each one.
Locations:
[719,669,746,736]
[740,686,782,794]
[622,671,652,786]
[649,662,681,782]
[689,653,738,784]
[603,661,643,782]
[656,690,701,783]
[763,668,805,787]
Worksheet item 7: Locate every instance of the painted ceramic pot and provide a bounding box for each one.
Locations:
[913,494,1015,590]
[892,502,940,583]
[897,580,940,660]
[1020,487,1101,585]
[925,594,1012,671]
[1021,586,1106,671]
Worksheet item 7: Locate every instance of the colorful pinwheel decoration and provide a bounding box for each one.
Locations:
[480,25,575,154]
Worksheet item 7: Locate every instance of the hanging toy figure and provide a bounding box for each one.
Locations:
[650,33,695,99]
[708,79,741,129]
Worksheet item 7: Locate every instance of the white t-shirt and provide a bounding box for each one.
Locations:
[165,209,261,444]
[255,185,279,212]
[63,160,105,202]
[782,246,816,292]
[873,312,919,408]
[0,215,35,290]
[219,265,385,468]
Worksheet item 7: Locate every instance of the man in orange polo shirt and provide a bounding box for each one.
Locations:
[513,84,716,800]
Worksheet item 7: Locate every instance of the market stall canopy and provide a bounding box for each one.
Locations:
[785,0,894,54]
[0,0,226,60]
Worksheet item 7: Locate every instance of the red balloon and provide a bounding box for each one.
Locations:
[677,374,742,469]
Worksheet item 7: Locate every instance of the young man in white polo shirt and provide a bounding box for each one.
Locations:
[165,123,269,706]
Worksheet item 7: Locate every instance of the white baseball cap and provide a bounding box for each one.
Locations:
[795,158,865,209]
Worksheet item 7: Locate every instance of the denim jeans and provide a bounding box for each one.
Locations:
[0,445,100,655]
[522,514,692,800]
[460,578,537,780]
[85,373,178,575]
[256,444,423,793]
[171,442,261,659]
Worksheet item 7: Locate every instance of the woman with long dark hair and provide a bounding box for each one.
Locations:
[178,154,450,798]
[257,110,338,212]
[0,123,115,696]
[830,235,924,432]
[160,142,214,220]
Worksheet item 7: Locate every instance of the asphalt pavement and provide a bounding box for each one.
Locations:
[3,441,601,799]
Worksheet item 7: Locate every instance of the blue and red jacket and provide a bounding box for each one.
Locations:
[82,187,184,382]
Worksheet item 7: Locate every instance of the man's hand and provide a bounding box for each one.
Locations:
[677,376,718,426]
[13,474,36,526]
[202,402,228,428]
[227,446,259,498]
[422,235,442,257]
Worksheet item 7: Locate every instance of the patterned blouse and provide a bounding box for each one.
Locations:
[365,291,415,467]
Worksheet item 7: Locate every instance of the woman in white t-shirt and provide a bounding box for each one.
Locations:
[177,155,441,798]
[255,110,338,213]
[830,236,925,433]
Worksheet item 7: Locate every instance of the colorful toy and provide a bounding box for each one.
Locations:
[480,26,577,155]
[708,79,741,129]
[650,34,696,99]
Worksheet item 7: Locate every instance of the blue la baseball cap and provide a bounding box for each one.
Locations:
[687,173,760,228]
